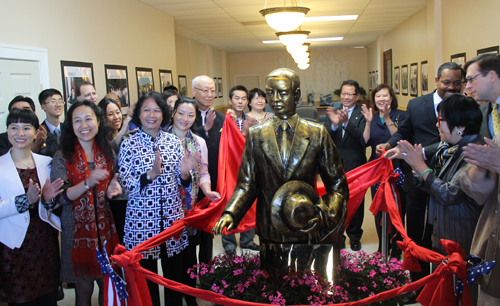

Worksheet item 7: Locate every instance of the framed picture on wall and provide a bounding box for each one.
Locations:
[159,69,173,92]
[477,46,499,55]
[410,63,418,97]
[401,65,408,96]
[213,77,218,99]
[451,53,466,69]
[60,60,94,112]
[384,49,392,86]
[218,78,223,98]
[421,61,429,95]
[375,70,378,87]
[394,66,400,94]
[105,64,130,109]
[135,67,154,99]
[178,75,187,98]
[368,72,372,90]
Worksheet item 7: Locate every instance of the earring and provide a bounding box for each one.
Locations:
[457,130,463,136]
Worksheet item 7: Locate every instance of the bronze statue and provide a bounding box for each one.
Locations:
[213,68,348,277]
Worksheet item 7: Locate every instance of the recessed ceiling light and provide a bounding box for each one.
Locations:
[263,37,343,44]
[304,15,358,22]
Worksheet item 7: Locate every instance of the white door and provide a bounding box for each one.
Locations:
[0,59,43,132]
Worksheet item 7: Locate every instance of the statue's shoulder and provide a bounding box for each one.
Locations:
[297,117,324,132]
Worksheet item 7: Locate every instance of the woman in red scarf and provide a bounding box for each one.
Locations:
[51,100,122,306]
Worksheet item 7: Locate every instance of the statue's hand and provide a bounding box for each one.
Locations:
[213,214,235,235]
[297,215,321,234]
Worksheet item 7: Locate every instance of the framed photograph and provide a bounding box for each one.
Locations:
[477,46,499,55]
[60,60,94,112]
[375,70,378,87]
[218,78,223,98]
[213,77,218,99]
[384,49,392,86]
[394,66,400,94]
[410,63,418,97]
[159,69,173,92]
[105,65,130,110]
[368,72,372,90]
[401,65,408,96]
[421,61,429,95]
[451,53,466,68]
[135,67,154,99]
[178,75,187,98]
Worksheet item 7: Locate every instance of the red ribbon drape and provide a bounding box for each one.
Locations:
[110,116,473,306]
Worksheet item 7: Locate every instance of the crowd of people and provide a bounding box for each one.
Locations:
[1,53,500,306]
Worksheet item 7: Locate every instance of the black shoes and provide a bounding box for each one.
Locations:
[350,240,362,251]
[242,243,260,251]
[225,249,236,256]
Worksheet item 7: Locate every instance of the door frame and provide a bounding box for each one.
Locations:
[0,43,50,90]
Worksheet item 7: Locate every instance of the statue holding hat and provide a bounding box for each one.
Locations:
[213,68,348,279]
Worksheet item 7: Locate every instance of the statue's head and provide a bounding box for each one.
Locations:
[265,68,301,120]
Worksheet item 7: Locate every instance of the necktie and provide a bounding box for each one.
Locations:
[492,103,500,136]
[280,121,290,167]
[201,111,207,126]
[342,107,349,138]
[53,127,61,144]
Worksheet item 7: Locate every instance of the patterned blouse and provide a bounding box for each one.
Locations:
[118,128,189,259]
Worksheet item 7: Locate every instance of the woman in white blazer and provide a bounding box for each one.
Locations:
[0,109,63,306]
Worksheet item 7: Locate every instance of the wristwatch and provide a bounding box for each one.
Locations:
[84,179,90,190]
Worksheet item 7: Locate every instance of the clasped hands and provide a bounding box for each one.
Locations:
[27,177,64,206]
[326,107,349,126]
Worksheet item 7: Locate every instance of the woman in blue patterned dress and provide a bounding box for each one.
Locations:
[118,92,198,306]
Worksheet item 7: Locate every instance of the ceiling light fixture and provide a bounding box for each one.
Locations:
[277,30,310,48]
[297,62,310,70]
[260,0,310,32]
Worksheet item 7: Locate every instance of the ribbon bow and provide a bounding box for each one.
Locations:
[96,241,128,301]
[465,254,497,286]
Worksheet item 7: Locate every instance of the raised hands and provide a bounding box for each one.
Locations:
[87,164,110,187]
[360,104,373,123]
[107,173,122,199]
[42,178,64,202]
[180,150,201,180]
[204,108,217,132]
[27,179,41,205]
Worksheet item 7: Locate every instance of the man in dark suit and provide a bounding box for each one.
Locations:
[323,80,366,251]
[379,62,465,284]
[38,88,64,157]
[213,67,348,250]
[191,75,225,265]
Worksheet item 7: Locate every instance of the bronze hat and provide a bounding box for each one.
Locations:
[271,180,319,237]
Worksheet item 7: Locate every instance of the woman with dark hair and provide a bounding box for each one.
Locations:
[161,90,180,111]
[360,84,408,259]
[396,94,483,258]
[118,92,198,306]
[51,100,122,306]
[246,88,273,124]
[165,97,220,306]
[98,97,133,148]
[0,109,63,306]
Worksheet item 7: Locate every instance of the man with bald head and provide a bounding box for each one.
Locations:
[191,75,226,265]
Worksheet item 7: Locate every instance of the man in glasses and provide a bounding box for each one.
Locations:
[38,88,65,157]
[323,79,366,252]
[459,53,500,305]
[191,75,225,265]
[464,53,500,139]
[380,62,465,288]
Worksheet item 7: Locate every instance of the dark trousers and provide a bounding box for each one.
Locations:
[9,289,57,306]
[182,235,199,306]
[346,199,364,241]
[140,244,185,306]
[405,191,432,282]
[198,230,213,264]
[374,185,406,258]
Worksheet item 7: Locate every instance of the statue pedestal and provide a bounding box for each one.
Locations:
[260,243,339,283]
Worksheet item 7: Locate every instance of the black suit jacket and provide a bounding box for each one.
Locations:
[387,92,441,196]
[479,102,493,139]
[323,104,366,171]
[192,109,225,194]
[0,133,10,156]
[39,120,64,158]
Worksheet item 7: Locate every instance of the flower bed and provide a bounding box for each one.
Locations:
[189,250,412,305]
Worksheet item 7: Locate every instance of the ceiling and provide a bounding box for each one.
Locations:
[139,0,427,53]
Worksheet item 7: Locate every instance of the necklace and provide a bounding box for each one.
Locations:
[13,157,34,169]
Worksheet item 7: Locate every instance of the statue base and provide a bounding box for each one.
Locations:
[260,243,339,283]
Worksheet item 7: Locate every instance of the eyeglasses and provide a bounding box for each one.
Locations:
[437,116,446,125]
[464,71,489,84]
[194,87,216,96]
[45,99,66,105]
[341,92,357,98]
